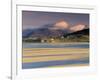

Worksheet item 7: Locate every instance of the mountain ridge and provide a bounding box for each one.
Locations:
[22,20,89,38]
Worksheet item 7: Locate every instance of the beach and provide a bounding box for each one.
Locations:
[22,48,89,68]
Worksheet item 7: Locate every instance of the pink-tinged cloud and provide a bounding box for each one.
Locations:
[51,19,70,30]
[22,11,89,30]
[69,24,86,32]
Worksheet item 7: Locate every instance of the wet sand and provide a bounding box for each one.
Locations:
[22,48,89,68]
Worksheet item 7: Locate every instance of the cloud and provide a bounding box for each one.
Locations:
[69,24,86,32]
[50,19,70,30]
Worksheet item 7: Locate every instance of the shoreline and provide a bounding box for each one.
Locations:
[22,42,89,48]
[23,42,89,44]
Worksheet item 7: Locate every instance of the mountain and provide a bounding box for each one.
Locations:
[22,29,33,38]
[67,28,89,36]
[63,29,89,42]
[22,20,88,39]
[22,28,68,38]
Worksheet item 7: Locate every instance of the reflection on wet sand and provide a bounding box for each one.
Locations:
[22,48,89,69]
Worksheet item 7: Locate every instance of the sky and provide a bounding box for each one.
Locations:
[22,11,89,30]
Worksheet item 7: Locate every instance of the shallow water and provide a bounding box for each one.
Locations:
[22,57,89,69]
[22,42,89,69]
[23,42,89,48]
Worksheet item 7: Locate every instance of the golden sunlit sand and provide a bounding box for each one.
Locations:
[22,48,89,65]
